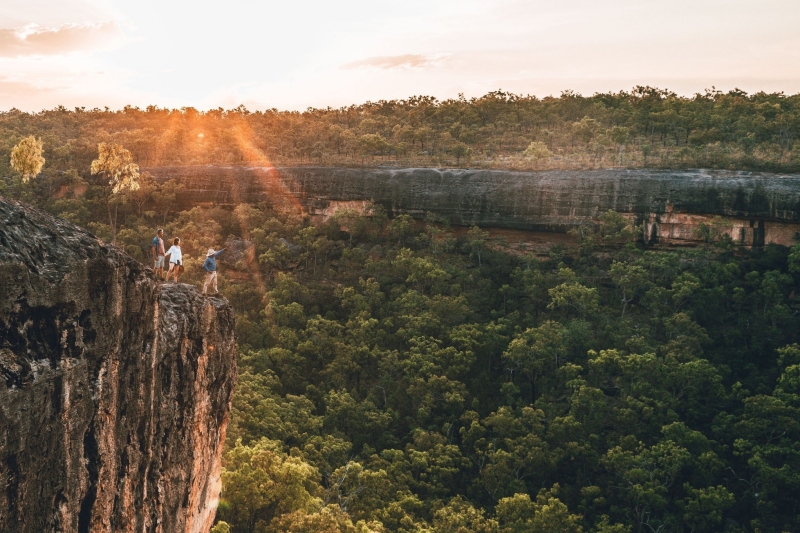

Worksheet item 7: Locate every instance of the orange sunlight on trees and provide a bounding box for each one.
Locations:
[10,135,45,183]
[91,142,141,244]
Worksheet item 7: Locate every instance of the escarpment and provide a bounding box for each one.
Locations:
[0,198,236,533]
[147,166,800,247]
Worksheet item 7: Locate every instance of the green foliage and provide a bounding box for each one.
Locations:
[10,135,45,182]
[434,496,498,533]
[90,142,140,194]
[496,486,583,533]
[218,439,321,533]
[789,243,800,274]
[548,282,599,317]
[202,204,800,533]
[521,141,552,168]
[210,521,231,533]
[230,201,800,531]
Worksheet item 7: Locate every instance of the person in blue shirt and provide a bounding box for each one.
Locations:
[151,229,165,280]
[202,247,225,295]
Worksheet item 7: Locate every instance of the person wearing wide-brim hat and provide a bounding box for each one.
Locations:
[202,247,225,295]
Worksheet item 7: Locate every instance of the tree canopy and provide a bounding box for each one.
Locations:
[10,135,44,182]
[90,142,141,193]
[1,87,799,175]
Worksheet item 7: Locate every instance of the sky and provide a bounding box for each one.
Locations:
[1,0,799,112]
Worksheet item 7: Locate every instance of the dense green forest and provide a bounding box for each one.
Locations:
[216,209,800,533]
[1,87,800,174]
[3,88,800,533]
[4,165,800,532]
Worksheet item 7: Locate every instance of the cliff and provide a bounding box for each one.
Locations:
[146,166,800,247]
[0,198,236,533]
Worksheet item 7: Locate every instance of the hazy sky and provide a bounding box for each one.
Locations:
[1,0,799,111]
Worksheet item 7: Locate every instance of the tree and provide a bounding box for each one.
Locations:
[571,117,597,146]
[496,486,584,533]
[603,441,692,533]
[692,216,732,246]
[452,143,470,166]
[389,215,414,246]
[415,127,432,151]
[610,126,629,165]
[593,210,638,261]
[90,142,141,245]
[218,439,321,533]
[503,321,567,402]
[641,145,652,167]
[548,282,599,317]
[730,344,800,532]
[789,243,800,274]
[91,142,141,194]
[358,134,389,161]
[477,406,553,498]
[680,485,734,533]
[268,505,364,533]
[522,142,553,169]
[127,171,157,216]
[465,226,489,266]
[154,178,185,225]
[609,262,652,317]
[10,135,45,183]
[433,496,498,533]
[210,522,231,533]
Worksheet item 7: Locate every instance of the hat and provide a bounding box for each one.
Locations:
[207,248,215,257]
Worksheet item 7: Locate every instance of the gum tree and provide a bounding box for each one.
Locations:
[91,142,140,245]
[10,135,45,183]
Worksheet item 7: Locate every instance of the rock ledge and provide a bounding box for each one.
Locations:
[0,197,236,533]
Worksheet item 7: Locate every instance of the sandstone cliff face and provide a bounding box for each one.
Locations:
[146,166,800,247]
[0,198,236,533]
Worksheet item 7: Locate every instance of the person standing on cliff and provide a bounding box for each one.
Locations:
[202,247,225,295]
[152,229,166,281]
[165,237,183,283]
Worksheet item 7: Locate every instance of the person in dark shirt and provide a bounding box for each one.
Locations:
[202,248,225,295]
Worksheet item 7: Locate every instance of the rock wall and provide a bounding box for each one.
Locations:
[0,198,236,533]
[146,165,800,247]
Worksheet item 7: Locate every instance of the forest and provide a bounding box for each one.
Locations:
[2,89,800,533]
[1,86,800,175]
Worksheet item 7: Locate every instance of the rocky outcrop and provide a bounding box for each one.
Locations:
[146,165,800,247]
[0,198,236,533]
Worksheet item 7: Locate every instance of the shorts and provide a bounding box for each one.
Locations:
[170,259,182,266]
[154,256,165,268]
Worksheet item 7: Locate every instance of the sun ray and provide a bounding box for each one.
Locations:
[223,118,308,331]
[226,119,305,214]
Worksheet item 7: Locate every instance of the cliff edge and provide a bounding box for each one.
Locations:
[0,198,236,533]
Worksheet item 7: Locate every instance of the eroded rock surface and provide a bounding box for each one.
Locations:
[147,165,800,247]
[0,198,236,533]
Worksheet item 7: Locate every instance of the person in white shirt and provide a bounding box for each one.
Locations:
[165,237,183,283]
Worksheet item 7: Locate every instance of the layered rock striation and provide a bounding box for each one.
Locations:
[0,198,236,533]
[147,165,800,247]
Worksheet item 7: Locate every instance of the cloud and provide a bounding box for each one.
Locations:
[0,22,122,57]
[0,76,63,111]
[342,53,448,70]
[0,77,56,96]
